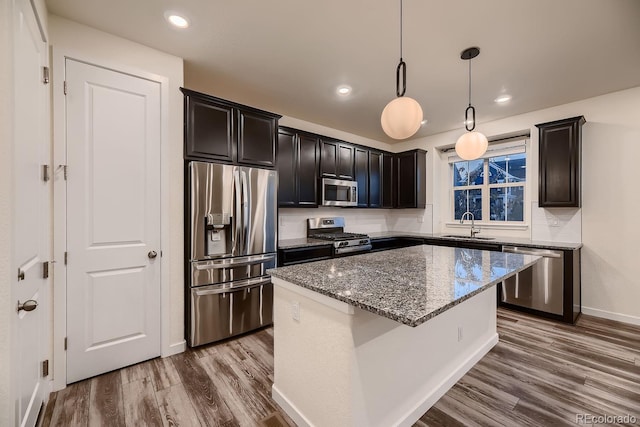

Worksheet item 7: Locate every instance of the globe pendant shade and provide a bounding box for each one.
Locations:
[455,131,488,160]
[381,96,423,140]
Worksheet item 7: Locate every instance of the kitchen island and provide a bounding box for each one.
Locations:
[268,244,540,427]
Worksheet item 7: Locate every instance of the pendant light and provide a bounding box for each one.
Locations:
[455,47,488,160]
[381,0,423,140]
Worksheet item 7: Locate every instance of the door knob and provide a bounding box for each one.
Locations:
[17,300,38,313]
[148,251,158,259]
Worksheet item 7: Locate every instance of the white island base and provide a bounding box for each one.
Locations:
[271,277,498,427]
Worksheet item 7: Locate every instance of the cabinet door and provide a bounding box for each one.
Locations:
[337,143,355,180]
[277,130,297,206]
[397,150,426,209]
[354,148,369,207]
[237,110,277,168]
[381,153,395,208]
[321,140,338,177]
[185,95,235,162]
[297,133,319,207]
[368,151,383,208]
[537,116,584,207]
[397,151,417,208]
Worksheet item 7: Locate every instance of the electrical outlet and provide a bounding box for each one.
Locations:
[457,326,463,342]
[291,301,300,321]
[417,216,424,223]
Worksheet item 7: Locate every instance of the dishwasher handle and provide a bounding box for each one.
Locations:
[502,246,562,258]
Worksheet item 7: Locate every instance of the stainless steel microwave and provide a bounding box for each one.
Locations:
[321,178,358,207]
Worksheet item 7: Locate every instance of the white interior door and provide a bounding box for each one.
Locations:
[65,59,161,383]
[12,0,50,425]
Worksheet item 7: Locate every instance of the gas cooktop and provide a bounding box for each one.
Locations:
[307,217,372,255]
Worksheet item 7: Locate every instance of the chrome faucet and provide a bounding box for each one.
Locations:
[460,211,480,238]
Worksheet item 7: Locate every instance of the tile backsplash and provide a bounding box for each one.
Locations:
[278,205,434,240]
[530,202,581,243]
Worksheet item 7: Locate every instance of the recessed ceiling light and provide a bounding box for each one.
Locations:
[494,94,512,103]
[165,12,190,29]
[337,85,352,96]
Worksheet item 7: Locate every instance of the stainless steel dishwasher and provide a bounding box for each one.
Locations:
[500,246,564,315]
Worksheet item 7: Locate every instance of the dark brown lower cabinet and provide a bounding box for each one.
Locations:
[277,245,333,266]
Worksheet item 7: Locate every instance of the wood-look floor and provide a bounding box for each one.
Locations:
[41,309,640,427]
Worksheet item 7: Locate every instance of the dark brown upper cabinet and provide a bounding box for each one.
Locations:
[182,88,280,168]
[381,153,396,208]
[321,140,355,180]
[354,148,369,207]
[276,128,319,207]
[536,116,585,208]
[396,149,427,209]
[368,150,383,208]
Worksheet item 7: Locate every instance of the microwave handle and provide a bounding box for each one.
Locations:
[352,186,357,202]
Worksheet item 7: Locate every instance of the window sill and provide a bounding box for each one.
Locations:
[444,222,529,231]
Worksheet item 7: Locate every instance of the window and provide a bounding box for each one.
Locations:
[452,152,526,223]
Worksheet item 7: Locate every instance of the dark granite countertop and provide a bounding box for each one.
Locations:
[278,232,582,251]
[268,245,540,327]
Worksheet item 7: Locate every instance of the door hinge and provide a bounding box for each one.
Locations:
[63,81,67,95]
[43,165,50,182]
[42,360,49,377]
[43,261,49,279]
[64,252,68,265]
[42,66,50,84]
[64,337,67,351]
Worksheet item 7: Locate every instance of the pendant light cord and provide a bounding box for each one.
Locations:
[395,0,407,97]
[400,0,403,62]
[468,58,472,107]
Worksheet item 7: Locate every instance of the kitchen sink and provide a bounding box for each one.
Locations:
[441,235,496,240]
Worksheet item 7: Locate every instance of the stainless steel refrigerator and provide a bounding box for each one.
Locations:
[187,161,277,346]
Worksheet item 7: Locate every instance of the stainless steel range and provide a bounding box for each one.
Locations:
[307,217,372,255]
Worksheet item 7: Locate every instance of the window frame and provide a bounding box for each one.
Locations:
[449,140,529,227]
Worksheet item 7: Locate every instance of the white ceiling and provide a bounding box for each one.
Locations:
[46,0,640,143]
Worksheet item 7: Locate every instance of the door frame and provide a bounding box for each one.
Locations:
[51,48,172,391]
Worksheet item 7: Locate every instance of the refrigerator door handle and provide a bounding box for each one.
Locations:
[193,276,272,295]
[241,170,251,254]
[233,169,242,255]
[193,254,276,270]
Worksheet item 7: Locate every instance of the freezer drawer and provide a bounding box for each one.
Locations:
[190,253,276,287]
[189,277,273,346]
[501,246,564,316]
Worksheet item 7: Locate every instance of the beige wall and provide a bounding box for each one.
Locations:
[393,86,640,323]
[0,0,15,422]
[48,15,186,357]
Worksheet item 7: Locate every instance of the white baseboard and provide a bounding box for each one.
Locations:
[398,333,499,427]
[272,333,499,427]
[272,384,314,427]
[162,339,186,357]
[581,306,640,326]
